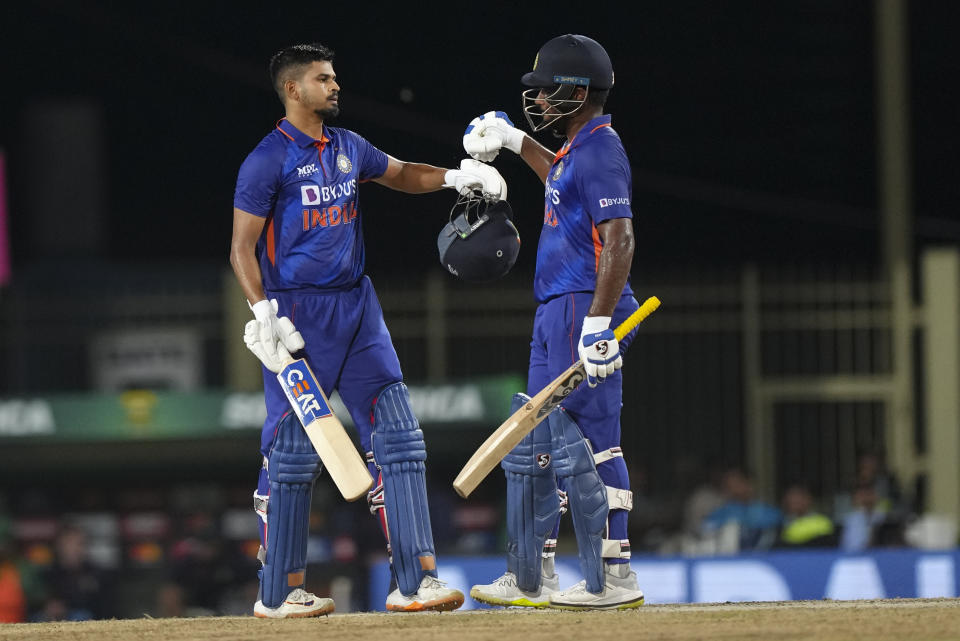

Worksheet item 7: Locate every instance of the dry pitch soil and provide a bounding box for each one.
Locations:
[1,599,959,641]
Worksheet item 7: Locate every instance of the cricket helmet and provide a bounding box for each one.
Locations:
[437,191,520,283]
[521,34,614,132]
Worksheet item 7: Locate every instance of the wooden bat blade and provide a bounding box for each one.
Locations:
[453,296,661,499]
[278,359,374,502]
[303,415,374,501]
[453,361,584,498]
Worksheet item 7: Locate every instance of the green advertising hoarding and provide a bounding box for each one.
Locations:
[0,376,523,442]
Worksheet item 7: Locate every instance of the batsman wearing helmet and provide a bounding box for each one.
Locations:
[463,34,644,609]
[231,43,506,617]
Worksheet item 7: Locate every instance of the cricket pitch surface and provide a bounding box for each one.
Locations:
[2,599,959,641]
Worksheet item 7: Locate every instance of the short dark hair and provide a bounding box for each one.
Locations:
[586,87,609,108]
[269,43,335,102]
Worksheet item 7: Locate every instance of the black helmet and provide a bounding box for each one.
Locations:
[521,34,614,132]
[438,192,520,283]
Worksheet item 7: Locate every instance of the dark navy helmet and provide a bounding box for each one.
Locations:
[438,192,520,283]
[521,34,614,132]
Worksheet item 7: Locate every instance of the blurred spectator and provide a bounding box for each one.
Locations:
[840,483,886,551]
[155,581,186,618]
[834,451,907,550]
[1,515,25,622]
[38,524,112,621]
[0,513,44,623]
[834,451,903,523]
[776,483,835,548]
[703,468,782,551]
[682,460,726,538]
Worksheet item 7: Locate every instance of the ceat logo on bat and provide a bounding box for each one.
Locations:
[278,362,332,423]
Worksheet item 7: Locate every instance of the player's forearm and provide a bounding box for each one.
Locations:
[588,222,635,317]
[519,136,556,184]
[230,243,267,304]
[388,162,448,193]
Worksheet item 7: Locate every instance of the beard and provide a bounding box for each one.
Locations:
[315,104,340,119]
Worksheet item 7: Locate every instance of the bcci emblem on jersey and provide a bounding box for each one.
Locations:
[337,153,353,174]
[552,160,564,182]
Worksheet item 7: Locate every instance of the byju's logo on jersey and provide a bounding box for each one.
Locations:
[301,179,358,205]
[297,163,319,178]
[336,153,353,174]
[599,197,630,208]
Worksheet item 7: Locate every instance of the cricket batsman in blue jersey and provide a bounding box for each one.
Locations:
[462,35,645,609]
[230,43,506,617]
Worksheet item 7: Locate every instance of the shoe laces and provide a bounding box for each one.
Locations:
[421,575,448,590]
[286,588,311,603]
[494,573,518,588]
[564,580,589,595]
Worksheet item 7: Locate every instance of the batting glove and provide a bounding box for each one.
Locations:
[578,315,623,388]
[244,319,292,373]
[462,111,525,162]
[247,298,304,365]
[443,158,508,201]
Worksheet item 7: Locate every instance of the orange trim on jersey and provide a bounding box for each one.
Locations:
[552,122,611,164]
[276,119,295,141]
[266,215,276,266]
[592,223,603,272]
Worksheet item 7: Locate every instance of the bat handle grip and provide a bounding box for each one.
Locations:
[614,296,661,341]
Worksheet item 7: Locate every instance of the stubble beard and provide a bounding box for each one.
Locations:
[315,104,340,120]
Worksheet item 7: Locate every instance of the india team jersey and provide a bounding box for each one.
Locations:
[535,114,634,303]
[234,118,388,291]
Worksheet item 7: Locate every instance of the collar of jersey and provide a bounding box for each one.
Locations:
[553,114,612,163]
[276,118,330,148]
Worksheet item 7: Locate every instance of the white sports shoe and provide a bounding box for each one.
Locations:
[254,588,335,618]
[386,575,465,612]
[548,564,644,610]
[470,570,560,608]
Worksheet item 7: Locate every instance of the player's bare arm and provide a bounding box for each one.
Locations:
[373,156,448,193]
[374,156,507,200]
[519,137,556,184]
[229,207,268,304]
[588,217,635,317]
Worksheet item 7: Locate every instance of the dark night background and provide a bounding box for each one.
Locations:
[1,1,957,278]
[0,1,959,618]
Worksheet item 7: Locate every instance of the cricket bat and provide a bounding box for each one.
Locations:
[277,357,374,501]
[453,296,661,499]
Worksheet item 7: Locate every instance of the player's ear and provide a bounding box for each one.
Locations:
[284,79,300,103]
[574,86,588,101]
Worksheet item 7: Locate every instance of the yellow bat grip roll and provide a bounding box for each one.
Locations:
[614,296,661,342]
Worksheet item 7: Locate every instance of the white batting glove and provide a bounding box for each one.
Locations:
[462,111,525,162]
[244,319,292,373]
[248,298,305,362]
[443,158,508,201]
[578,316,623,388]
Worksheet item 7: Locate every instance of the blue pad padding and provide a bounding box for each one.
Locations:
[370,382,437,596]
[502,393,559,592]
[259,412,323,608]
[549,407,608,594]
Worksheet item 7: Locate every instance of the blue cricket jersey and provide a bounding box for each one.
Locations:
[234,118,389,291]
[535,114,634,303]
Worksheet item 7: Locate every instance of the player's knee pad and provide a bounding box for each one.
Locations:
[593,449,634,561]
[370,382,436,596]
[258,412,322,608]
[501,393,559,592]
[549,407,608,593]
